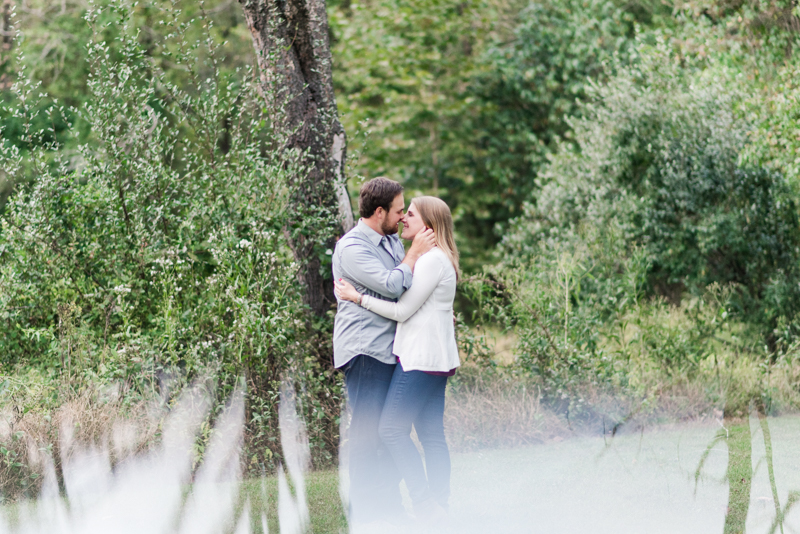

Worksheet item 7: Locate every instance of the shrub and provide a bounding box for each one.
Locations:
[456,37,800,420]
[0,0,341,481]
[459,0,639,249]
[741,58,800,190]
[502,37,800,345]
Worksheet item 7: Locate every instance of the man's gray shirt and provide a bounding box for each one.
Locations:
[332,220,412,368]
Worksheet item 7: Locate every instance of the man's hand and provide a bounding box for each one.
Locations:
[402,228,436,271]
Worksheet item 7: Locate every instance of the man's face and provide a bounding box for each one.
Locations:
[380,194,405,235]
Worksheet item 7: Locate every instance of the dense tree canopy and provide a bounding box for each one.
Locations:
[330,0,647,266]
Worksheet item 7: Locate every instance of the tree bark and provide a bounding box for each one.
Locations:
[0,0,13,91]
[239,0,354,318]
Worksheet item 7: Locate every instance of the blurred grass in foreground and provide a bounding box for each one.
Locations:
[240,471,346,534]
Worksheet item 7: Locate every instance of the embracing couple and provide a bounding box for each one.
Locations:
[332,177,461,528]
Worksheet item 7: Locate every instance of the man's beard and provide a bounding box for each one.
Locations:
[381,218,399,235]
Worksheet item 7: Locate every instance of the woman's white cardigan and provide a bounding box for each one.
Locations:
[361,248,460,373]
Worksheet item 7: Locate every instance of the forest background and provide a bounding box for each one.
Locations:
[1,0,800,500]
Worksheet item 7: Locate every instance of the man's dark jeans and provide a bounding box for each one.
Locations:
[379,365,450,510]
[343,355,403,524]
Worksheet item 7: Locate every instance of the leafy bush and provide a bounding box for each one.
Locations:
[464,231,800,423]
[0,0,256,211]
[742,58,800,190]
[0,1,340,476]
[457,0,639,254]
[502,38,800,345]
[452,35,800,426]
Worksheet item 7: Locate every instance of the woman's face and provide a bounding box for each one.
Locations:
[401,202,426,240]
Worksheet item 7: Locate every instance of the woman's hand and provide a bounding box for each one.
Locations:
[335,278,362,304]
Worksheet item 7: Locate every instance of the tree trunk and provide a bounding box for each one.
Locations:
[0,0,13,91]
[239,0,354,318]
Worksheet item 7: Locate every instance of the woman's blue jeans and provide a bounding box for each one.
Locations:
[378,365,451,509]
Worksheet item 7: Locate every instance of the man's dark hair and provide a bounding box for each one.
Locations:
[359,177,404,218]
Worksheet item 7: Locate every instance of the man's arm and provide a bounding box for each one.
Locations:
[339,243,411,300]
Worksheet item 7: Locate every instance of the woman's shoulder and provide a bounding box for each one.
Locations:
[418,247,448,265]
[418,247,456,277]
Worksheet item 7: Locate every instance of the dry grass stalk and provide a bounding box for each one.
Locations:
[443,354,800,454]
[0,388,160,502]
[445,372,570,452]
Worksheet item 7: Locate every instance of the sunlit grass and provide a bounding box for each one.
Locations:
[240,470,346,534]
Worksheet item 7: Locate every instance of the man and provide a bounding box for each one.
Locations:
[333,177,435,525]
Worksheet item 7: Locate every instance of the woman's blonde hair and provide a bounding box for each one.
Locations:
[412,196,460,279]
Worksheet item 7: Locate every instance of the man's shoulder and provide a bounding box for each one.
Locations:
[337,226,370,248]
[335,228,378,265]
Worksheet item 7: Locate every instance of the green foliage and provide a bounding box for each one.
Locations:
[332,0,641,268]
[0,1,340,474]
[330,0,500,213]
[463,226,791,421]
[457,24,800,414]
[1,0,799,484]
[0,429,41,502]
[742,58,800,190]
[503,37,800,346]
[455,0,639,259]
[0,0,255,210]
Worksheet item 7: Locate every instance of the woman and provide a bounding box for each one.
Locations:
[335,196,460,522]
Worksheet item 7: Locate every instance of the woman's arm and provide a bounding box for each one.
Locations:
[364,253,442,321]
[336,253,443,322]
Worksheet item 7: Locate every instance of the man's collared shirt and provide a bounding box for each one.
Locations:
[332,219,412,368]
